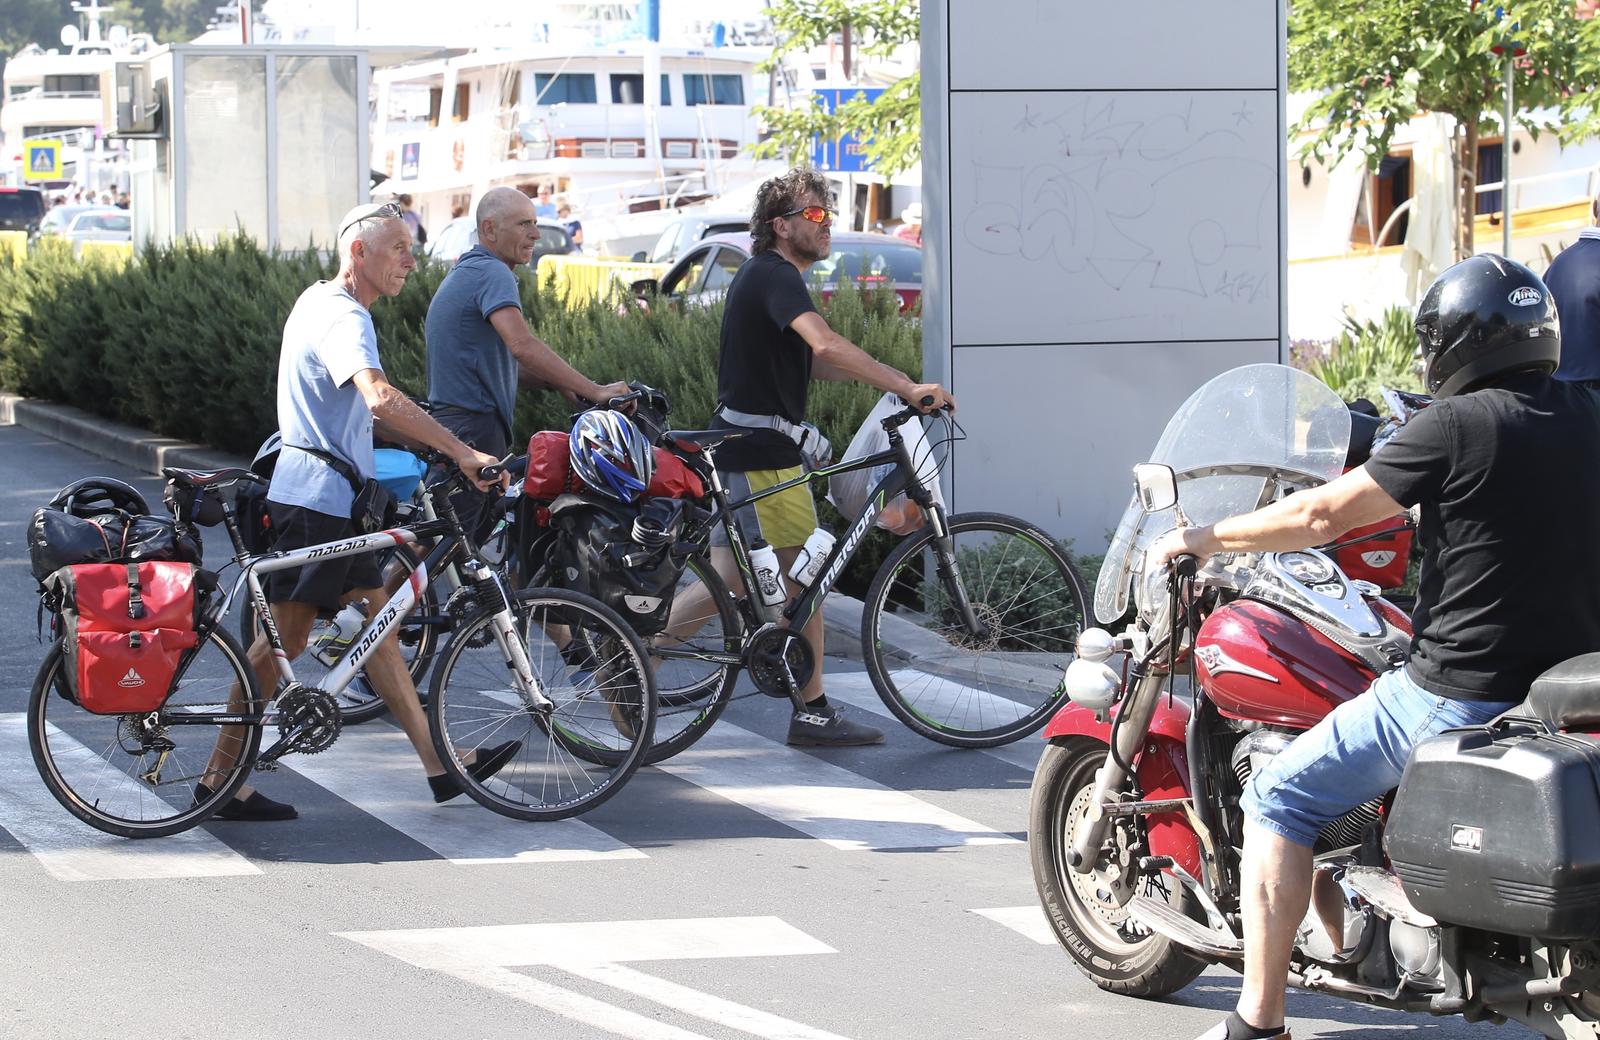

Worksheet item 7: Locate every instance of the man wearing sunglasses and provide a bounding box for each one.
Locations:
[709,167,956,747]
[206,203,515,820]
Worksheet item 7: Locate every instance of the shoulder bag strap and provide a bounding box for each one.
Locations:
[287,443,364,494]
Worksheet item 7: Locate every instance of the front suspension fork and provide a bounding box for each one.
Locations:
[1068,668,1167,873]
[928,509,988,639]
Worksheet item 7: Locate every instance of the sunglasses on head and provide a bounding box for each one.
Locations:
[778,205,833,224]
[339,201,403,239]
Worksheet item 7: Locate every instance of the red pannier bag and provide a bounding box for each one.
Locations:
[44,561,200,714]
[646,447,704,500]
[525,431,705,500]
[1332,516,1413,590]
[523,431,580,500]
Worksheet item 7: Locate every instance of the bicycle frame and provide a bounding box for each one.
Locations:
[689,413,986,654]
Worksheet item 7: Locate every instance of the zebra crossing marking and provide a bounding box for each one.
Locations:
[0,714,260,882]
[823,671,1048,773]
[284,723,646,864]
[970,905,1056,945]
[652,722,1019,851]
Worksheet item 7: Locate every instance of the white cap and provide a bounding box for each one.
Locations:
[900,202,922,225]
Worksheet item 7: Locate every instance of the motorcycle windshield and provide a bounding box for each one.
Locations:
[1094,364,1352,624]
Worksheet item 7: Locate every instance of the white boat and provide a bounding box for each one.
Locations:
[369,38,784,258]
[0,0,154,191]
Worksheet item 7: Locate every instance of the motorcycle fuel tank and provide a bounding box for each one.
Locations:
[1194,599,1381,729]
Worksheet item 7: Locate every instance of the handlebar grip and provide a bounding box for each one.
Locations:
[919,394,936,407]
[1171,554,1200,579]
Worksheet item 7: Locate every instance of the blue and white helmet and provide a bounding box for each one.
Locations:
[569,408,655,503]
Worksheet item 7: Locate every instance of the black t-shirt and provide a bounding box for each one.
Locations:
[713,250,818,471]
[1365,373,1600,700]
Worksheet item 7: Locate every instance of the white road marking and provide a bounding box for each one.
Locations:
[824,672,1047,773]
[652,723,1018,851]
[340,916,849,1040]
[0,713,260,882]
[285,723,644,864]
[971,905,1057,945]
[564,962,856,1040]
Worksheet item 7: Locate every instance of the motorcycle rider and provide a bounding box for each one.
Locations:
[1152,255,1600,1040]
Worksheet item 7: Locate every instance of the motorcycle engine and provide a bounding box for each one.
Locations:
[1230,729,1384,854]
[1389,920,1443,986]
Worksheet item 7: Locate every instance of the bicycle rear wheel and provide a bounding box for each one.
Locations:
[862,511,1087,747]
[237,546,440,724]
[427,588,656,821]
[28,628,264,838]
[642,551,742,764]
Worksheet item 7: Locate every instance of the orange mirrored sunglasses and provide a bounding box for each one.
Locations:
[778,205,834,224]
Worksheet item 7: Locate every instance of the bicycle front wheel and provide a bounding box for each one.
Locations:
[642,550,742,764]
[427,588,656,821]
[28,627,264,838]
[862,511,1087,747]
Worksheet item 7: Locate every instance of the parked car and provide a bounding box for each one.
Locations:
[60,207,131,244]
[630,211,749,264]
[636,231,923,314]
[426,217,572,267]
[0,187,48,235]
[34,204,97,240]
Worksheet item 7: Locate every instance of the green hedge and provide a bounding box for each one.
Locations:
[0,235,924,593]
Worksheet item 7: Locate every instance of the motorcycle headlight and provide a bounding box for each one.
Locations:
[1063,657,1122,712]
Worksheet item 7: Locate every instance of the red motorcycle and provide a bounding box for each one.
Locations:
[1029,364,1600,1038]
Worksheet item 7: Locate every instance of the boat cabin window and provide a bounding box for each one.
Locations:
[44,74,98,95]
[1350,153,1410,249]
[683,74,744,106]
[611,74,671,106]
[534,73,597,105]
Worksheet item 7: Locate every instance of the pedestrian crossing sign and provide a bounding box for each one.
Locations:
[23,138,62,182]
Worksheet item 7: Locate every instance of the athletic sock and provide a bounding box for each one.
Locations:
[1224,1011,1284,1040]
[807,694,829,710]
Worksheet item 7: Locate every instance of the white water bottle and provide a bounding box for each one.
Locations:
[748,541,787,607]
[325,598,368,656]
[787,527,836,587]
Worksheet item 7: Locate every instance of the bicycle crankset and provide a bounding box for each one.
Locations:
[746,624,815,699]
[275,687,342,754]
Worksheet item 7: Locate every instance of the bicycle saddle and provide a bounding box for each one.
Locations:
[664,428,748,453]
[162,466,263,488]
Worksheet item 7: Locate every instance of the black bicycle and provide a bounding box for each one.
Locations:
[529,392,1090,763]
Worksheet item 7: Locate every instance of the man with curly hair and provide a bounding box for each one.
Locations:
[708,166,955,747]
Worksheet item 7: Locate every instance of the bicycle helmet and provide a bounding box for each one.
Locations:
[569,409,655,503]
[49,476,148,518]
[1415,254,1560,398]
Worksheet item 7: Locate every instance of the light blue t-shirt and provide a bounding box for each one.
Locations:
[269,280,383,517]
[425,244,523,439]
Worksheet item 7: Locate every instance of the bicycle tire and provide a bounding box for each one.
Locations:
[861,511,1087,748]
[427,587,656,821]
[237,545,440,724]
[28,628,264,838]
[640,550,742,765]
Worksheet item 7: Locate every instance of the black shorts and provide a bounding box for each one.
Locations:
[433,405,510,540]
[266,502,384,611]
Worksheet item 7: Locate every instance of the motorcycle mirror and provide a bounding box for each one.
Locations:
[1132,463,1178,513]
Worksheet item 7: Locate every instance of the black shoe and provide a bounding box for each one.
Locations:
[195,783,298,821]
[786,704,885,747]
[429,740,523,803]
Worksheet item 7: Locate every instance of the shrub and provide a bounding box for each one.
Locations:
[1300,307,1424,403]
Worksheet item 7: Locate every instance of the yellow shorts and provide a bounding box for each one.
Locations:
[711,466,818,550]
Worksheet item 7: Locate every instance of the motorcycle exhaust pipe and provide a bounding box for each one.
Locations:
[1068,668,1167,873]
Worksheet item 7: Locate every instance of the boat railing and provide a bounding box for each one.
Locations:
[1373,161,1600,250]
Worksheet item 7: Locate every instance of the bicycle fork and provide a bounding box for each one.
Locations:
[466,562,554,713]
[927,509,989,641]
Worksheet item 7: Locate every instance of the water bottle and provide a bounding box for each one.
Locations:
[323,598,368,659]
[787,527,836,587]
[747,540,787,607]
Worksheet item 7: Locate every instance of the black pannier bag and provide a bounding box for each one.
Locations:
[29,508,203,584]
[547,494,687,636]
[1386,712,1600,939]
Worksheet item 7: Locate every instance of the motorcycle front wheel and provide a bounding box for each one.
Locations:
[1029,738,1207,997]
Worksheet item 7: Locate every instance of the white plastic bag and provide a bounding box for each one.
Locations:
[827,392,946,534]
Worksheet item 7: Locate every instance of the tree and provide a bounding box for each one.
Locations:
[119,0,213,44]
[0,0,71,117]
[748,0,922,178]
[1289,0,1600,258]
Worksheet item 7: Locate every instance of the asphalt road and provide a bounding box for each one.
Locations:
[0,422,1523,1040]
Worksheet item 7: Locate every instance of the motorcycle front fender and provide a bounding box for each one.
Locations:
[1043,698,1203,878]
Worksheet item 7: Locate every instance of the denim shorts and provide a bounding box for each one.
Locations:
[1241,667,1518,848]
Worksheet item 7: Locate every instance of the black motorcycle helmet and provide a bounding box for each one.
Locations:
[49,476,148,518]
[1414,254,1560,398]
